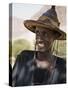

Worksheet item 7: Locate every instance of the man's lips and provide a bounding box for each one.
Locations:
[36,40,49,47]
[38,43,44,47]
[36,40,43,43]
[36,40,44,47]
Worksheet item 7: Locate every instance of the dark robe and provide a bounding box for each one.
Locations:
[10,50,66,87]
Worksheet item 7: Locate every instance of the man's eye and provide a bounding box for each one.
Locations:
[36,31,39,33]
[44,33,48,37]
[36,31,40,34]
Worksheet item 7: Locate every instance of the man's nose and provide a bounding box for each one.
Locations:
[36,31,41,37]
[36,35,42,41]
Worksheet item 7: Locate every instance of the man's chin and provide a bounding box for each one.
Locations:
[37,48,47,52]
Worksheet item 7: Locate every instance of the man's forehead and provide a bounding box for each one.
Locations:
[36,26,53,33]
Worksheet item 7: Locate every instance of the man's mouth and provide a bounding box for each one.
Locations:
[37,40,45,47]
[38,43,44,47]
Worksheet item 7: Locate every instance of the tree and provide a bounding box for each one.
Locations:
[9,39,33,58]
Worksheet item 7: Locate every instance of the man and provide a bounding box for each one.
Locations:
[12,6,66,86]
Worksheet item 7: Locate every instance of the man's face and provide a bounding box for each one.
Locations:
[35,27,55,52]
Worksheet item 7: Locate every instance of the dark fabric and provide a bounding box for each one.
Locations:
[9,63,12,86]
[12,50,66,86]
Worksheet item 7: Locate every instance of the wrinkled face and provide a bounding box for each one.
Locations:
[35,27,56,52]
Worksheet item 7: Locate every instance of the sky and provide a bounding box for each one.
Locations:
[11,3,44,43]
[13,3,43,19]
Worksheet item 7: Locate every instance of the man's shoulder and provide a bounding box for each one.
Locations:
[20,50,35,55]
[13,50,35,70]
[19,50,35,59]
[54,55,66,73]
[16,50,35,63]
[54,55,66,64]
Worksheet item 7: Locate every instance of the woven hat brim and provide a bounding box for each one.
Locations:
[24,20,66,40]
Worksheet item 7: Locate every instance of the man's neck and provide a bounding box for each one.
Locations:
[36,51,52,60]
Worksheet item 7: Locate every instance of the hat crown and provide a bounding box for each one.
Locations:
[24,6,66,40]
[38,6,60,26]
